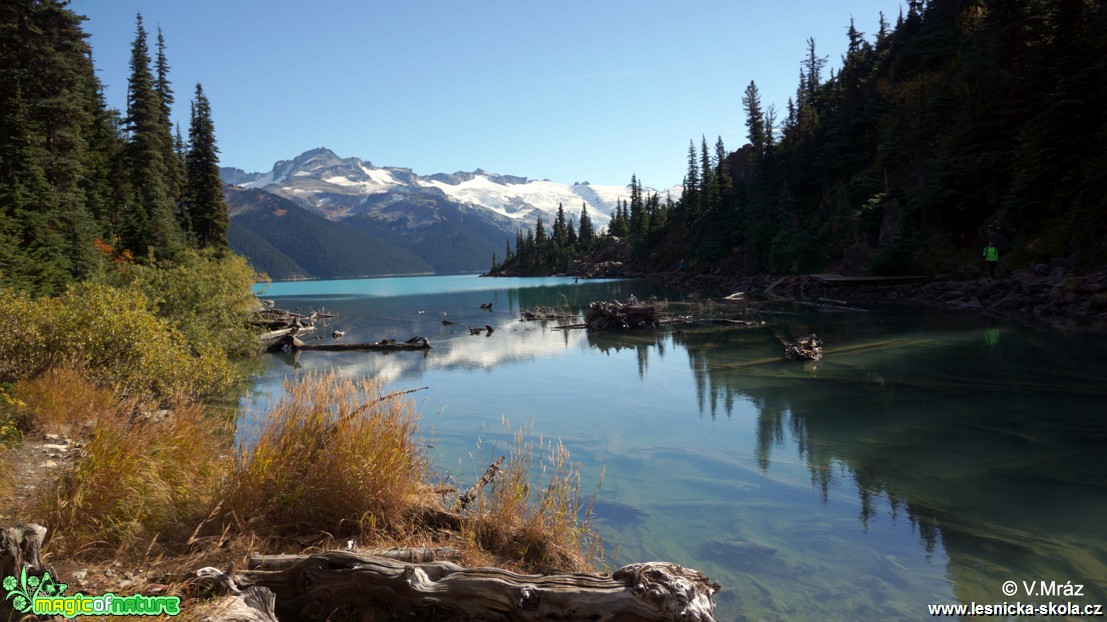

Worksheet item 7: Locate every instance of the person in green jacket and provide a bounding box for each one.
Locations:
[983,242,999,279]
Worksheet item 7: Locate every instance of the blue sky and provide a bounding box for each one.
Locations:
[74,0,904,189]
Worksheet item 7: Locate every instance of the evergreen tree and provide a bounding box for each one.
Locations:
[577,203,594,247]
[609,201,629,237]
[681,140,700,218]
[123,13,183,258]
[552,203,567,249]
[714,137,733,198]
[742,81,768,155]
[700,137,718,214]
[184,83,229,250]
[0,0,105,292]
[801,37,828,105]
[534,215,547,247]
[155,26,184,203]
[629,174,646,240]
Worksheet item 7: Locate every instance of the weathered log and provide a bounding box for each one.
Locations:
[284,337,431,352]
[196,567,280,622]
[259,327,295,342]
[249,548,463,571]
[456,455,505,511]
[228,551,719,622]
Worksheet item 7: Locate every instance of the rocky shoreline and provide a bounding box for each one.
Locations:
[643,267,1107,332]
[500,260,1107,332]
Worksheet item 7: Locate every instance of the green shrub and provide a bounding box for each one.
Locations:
[96,249,263,359]
[0,281,240,403]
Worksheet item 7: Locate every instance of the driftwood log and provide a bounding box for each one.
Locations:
[274,336,431,352]
[257,308,325,350]
[213,551,718,622]
[520,307,577,321]
[585,301,659,330]
[196,567,280,622]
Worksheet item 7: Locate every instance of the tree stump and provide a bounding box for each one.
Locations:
[220,551,719,622]
[0,524,49,619]
[785,334,823,361]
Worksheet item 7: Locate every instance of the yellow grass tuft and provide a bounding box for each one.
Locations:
[37,397,227,556]
[218,371,431,537]
[14,366,119,434]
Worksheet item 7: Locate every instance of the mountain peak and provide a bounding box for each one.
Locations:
[223,148,681,229]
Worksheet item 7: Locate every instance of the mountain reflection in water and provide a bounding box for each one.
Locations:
[248,275,1107,620]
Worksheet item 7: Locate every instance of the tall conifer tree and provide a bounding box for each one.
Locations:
[577,203,594,247]
[123,13,182,258]
[184,83,228,250]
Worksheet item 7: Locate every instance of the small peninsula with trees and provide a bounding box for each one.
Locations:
[490,1,1106,329]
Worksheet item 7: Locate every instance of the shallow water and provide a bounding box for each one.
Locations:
[247,274,1107,620]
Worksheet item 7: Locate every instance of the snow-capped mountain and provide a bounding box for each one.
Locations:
[221,147,680,278]
[223,147,680,230]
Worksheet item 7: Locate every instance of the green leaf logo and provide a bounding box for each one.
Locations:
[3,568,66,613]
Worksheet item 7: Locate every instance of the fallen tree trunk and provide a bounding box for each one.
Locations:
[218,551,718,622]
[248,548,463,570]
[276,336,431,352]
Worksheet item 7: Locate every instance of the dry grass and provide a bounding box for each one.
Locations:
[460,423,602,573]
[217,371,431,538]
[7,366,603,584]
[0,445,13,504]
[13,365,120,435]
[36,397,227,556]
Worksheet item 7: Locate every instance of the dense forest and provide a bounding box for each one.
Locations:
[0,1,230,296]
[496,0,1106,277]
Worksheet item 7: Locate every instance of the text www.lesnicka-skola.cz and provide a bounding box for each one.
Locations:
[927,602,1103,617]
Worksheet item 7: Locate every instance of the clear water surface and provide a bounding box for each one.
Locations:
[246,274,1107,621]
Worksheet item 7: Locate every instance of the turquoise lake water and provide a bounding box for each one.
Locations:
[247,274,1107,620]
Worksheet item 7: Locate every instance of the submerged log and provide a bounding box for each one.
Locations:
[585,301,659,331]
[223,551,719,622]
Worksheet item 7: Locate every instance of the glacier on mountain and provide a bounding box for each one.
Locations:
[227,147,681,230]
